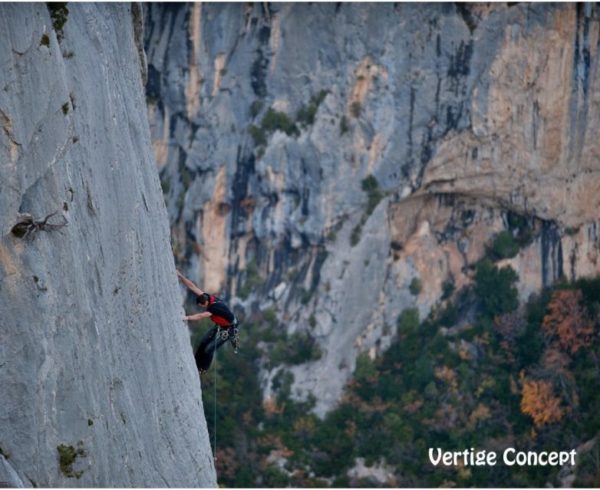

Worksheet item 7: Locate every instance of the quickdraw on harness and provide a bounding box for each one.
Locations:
[216,321,240,353]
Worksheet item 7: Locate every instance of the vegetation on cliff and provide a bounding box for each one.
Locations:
[199,269,600,487]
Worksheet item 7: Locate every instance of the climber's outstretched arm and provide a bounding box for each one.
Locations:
[176,269,205,296]
[184,312,212,321]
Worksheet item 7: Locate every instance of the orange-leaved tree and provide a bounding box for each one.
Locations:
[542,289,593,354]
[520,376,563,427]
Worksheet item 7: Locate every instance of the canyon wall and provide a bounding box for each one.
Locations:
[0,4,215,486]
[145,3,600,416]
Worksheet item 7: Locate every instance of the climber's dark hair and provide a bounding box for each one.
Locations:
[197,293,210,306]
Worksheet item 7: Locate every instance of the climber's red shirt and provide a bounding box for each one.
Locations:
[204,295,236,327]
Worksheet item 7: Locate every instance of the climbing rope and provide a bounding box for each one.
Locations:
[213,329,218,462]
[211,325,238,464]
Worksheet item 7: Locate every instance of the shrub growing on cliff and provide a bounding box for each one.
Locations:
[47,3,69,41]
[300,288,313,305]
[397,307,420,333]
[474,259,519,318]
[238,260,262,299]
[340,115,350,135]
[249,100,264,118]
[248,124,267,147]
[488,230,520,261]
[350,223,362,246]
[270,331,322,366]
[261,108,299,137]
[409,277,423,296]
[57,443,85,479]
[361,174,383,216]
[248,108,300,153]
[513,293,548,367]
[507,211,534,246]
[355,352,377,385]
[262,308,278,327]
[296,105,317,128]
[576,276,600,316]
[349,175,385,247]
[296,90,328,128]
[287,332,322,364]
[442,279,455,300]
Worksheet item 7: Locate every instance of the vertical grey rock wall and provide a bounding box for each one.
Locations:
[145,3,600,416]
[0,4,215,487]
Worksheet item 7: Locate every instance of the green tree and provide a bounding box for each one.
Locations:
[474,259,519,318]
[409,277,423,296]
[261,108,299,137]
[488,230,520,260]
[398,307,420,333]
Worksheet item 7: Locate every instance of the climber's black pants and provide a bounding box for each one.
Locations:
[194,325,230,371]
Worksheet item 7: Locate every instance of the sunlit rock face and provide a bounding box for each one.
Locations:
[0,4,216,486]
[145,3,600,416]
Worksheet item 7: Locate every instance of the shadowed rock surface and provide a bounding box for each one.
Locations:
[0,4,215,487]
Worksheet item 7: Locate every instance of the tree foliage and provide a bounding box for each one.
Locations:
[474,259,519,318]
[520,377,563,427]
[197,273,598,487]
[494,310,525,344]
[361,174,383,217]
[542,289,594,354]
[261,108,299,137]
[488,230,520,260]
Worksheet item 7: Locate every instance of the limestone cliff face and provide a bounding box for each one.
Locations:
[145,3,600,416]
[0,4,215,486]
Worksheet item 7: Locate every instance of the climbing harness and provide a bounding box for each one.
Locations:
[217,323,240,353]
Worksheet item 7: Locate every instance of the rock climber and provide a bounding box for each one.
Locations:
[177,269,239,372]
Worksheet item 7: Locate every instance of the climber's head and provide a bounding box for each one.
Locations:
[196,293,210,307]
